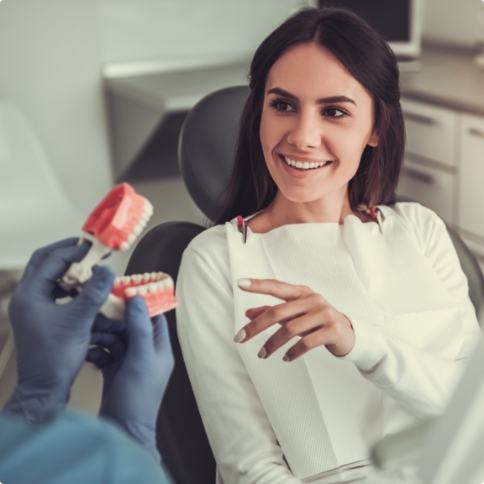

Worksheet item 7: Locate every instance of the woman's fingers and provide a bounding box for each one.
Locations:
[283,329,333,362]
[237,278,314,301]
[257,313,326,359]
[245,306,271,319]
[235,278,355,359]
[235,295,323,343]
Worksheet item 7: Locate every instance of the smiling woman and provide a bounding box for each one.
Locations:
[175,6,482,484]
[212,6,405,229]
[258,42,379,221]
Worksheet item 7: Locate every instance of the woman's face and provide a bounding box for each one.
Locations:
[259,42,378,205]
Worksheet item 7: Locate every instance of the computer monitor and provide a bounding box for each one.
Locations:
[312,0,424,60]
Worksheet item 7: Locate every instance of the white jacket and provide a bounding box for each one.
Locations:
[176,202,482,484]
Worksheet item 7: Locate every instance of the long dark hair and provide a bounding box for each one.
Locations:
[212,6,405,226]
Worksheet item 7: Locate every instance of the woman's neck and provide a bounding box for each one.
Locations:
[247,191,373,234]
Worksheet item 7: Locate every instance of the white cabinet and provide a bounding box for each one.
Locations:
[397,98,458,224]
[397,97,484,267]
[458,113,484,241]
[398,156,456,223]
[401,98,458,168]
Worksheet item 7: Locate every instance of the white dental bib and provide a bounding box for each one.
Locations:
[224,204,464,478]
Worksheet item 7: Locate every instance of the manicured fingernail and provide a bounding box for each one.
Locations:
[233,329,246,343]
[258,347,267,359]
[237,278,251,287]
[283,354,290,362]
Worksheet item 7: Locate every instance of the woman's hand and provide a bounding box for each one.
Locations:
[233,278,355,361]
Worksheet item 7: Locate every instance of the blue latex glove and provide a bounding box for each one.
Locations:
[3,238,115,422]
[86,296,174,462]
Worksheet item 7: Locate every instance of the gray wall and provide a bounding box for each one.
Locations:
[0,0,113,214]
[99,0,307,63]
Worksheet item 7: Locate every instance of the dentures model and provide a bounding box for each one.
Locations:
[59,183,177,320]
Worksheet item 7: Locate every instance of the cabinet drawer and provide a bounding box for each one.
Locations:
[458,113,484,239]
[397,158,456,224]
[401,98,458,168]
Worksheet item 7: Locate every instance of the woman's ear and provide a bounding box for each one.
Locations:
[368,129,379,147]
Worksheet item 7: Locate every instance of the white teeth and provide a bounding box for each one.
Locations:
[138,286,148,295]
[142,272,151,282]
[133,225,143,236]
[132,274,142,283]
[148,283,158,292]
[150,272,157,280]
[126,287,137,297]
[121,242,130,251]
[284,156,329,170]
[128,233,136,244]
[144,199,154,215]
[165,275,174,287]
[114,276,122,285]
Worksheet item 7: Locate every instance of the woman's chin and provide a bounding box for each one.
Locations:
[278,188,330,204]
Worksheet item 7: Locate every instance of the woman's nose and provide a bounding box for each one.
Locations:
[286,114,322,149]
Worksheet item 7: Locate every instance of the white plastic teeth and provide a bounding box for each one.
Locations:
[114,272,173,288]
[124,278,171,297]
[120,199,154,251]
[284,156,330,170]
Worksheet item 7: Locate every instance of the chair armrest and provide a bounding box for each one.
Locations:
[371,419,437,471]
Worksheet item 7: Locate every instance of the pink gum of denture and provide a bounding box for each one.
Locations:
[59,183,153,291]
[100,272,178,320]
[82,183,152,251]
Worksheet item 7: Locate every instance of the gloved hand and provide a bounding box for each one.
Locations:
[86,296,174,462]
[3,238,115,422]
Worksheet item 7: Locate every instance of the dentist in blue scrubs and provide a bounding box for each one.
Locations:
[0,238,174,484]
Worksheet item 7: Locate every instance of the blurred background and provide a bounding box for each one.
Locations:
[0,0,483,413]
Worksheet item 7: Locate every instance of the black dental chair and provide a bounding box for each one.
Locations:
[125,85,484,484]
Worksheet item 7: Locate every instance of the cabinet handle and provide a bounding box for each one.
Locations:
[403,112,438,126]
[469,128,484,139]
[403,166,435,185]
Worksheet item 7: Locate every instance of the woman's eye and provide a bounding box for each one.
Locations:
[271,100,295,112]
[325,107,347,118]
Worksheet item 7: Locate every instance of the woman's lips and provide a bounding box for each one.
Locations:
[278,154,332,179]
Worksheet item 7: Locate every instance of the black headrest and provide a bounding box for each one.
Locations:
[178,85,250,221]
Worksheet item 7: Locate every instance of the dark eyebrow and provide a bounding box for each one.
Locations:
[267,87,357,106]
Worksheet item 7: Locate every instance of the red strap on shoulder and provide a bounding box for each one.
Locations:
[236,215,244,231]
[370,206,377,220]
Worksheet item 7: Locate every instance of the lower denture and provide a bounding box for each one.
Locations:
[110,272,178,318]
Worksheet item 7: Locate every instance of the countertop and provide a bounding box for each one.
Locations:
[400,44,484,116]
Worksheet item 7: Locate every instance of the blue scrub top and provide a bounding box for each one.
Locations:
[0,409,172,484]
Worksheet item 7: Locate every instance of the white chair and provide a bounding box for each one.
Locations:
[0,99,84,270]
